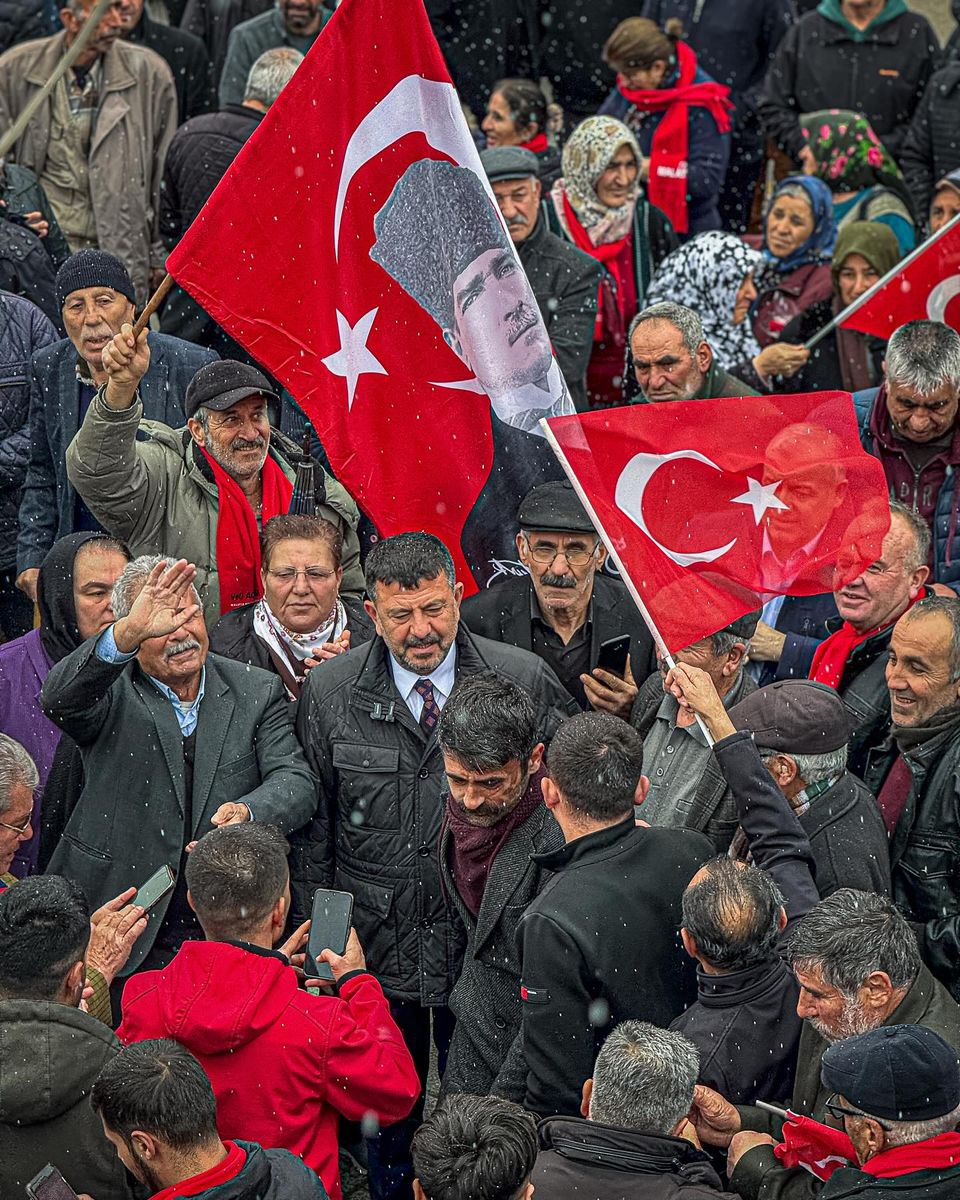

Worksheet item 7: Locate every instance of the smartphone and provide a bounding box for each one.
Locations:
[26,1165,79,1200]
[134,864,176,911]
[305,888,354,982]
[596,634,632,679]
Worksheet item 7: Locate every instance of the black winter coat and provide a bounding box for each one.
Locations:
[2,162,70,269]
[759,8,938,162]
[901,62,960,221]
[127,12,212,122]
[292,627,578,1005]
[533,1118,736,1200]
[828,618,899,780]
[0,291,56,572]
[820,1160,960,1199]
[778,299,885,394]
[181,0,270,85]
[799,771,891,898]
[0,0,54,55]
[196,1142,328,1199]
[0,217,59,327]
[519,816,713,1117]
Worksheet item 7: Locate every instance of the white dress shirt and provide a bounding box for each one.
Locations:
[389,645,458,723]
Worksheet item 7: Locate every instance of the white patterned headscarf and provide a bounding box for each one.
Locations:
[552,116,643,246]
[645,232,763,369]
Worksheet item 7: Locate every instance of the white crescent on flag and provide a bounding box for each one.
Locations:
[927,275,960,323]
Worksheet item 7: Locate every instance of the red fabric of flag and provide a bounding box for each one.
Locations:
[543,392,891,653]
[841,217,960,338]
[165,0,574,592]
[774,1113,856,1181]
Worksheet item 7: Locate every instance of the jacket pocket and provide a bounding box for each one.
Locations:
[896,836,960,922]
[332,743,400,831]
[217,749,258,779]
[337,868,399,982]
[61,833,114,862]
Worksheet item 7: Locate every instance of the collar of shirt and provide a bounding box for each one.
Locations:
[75,356,95,385]
[655,678,742,743]
[390,644,457,714]
[760,526,824,588]
[147,668,206,737]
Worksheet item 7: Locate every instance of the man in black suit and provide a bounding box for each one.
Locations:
[461,480,656,714]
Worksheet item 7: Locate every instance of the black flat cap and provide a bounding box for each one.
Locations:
[729,679,853,754]
[481,146,540,183]
[185,360,279,420]
[821,1025,960,1122]
[517,480,595,533]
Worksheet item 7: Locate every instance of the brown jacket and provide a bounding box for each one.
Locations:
[0,32,176,302]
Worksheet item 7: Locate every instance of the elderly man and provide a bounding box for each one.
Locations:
[219,0,327,106]
[41,556,316,976]
[65,332,361,622]
[0,734,40,888]
[0,0,176,300]
[461,480,656,714]
[627,301,758,404]
[809,502,930,776]
[519,712,713,1118]
[117,0,211,122]
[689,889,960,1200]
[534,1023,727,1198]
[817,1025,960,1197]
[293,531,576,1200]
[853,321,960,587]
[631,611,760,852]
[16,252,215,603]
[481,147,601,411]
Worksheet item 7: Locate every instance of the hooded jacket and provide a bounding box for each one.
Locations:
[0,999,132,1200]
[117,941,420,1200]
[158,1140,329,1200]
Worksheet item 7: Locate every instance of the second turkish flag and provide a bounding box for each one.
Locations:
[543,392,891,653]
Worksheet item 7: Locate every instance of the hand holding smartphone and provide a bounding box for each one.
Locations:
[134,864,176,910]
[26,1165,79,1200]
[305,888,354,982]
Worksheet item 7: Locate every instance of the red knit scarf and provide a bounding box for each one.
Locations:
[561,190,631,339]
[809,622,885,690]
[617,41,732,234]
[201,448,292,614]
[864,1131,960,1178]
[152,1141,247,1199]
[520,132,549,154]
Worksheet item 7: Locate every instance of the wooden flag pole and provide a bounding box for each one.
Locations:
[132,273,174,337]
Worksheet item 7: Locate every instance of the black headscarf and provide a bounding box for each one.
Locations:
[37,532,128,664]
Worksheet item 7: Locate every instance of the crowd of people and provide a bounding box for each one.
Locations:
[2,0,960,1199]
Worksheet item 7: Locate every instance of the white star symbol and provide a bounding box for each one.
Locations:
[322,308,387,409]
[731,476,790,524]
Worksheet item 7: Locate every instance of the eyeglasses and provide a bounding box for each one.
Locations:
[522,537,600,568]
[0,814,32,836]
[266,567,337,583]
[824,1093,892,1130]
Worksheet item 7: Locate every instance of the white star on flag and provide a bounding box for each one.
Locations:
[732,477,790,524]
[322,308,387,409]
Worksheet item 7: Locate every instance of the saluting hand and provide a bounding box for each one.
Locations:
[113,559,199,652]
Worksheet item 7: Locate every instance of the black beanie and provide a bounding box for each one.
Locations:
[56,250,137,311]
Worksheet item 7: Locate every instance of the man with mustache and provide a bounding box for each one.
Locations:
[41,555,316,977]
[65,340,362,622]
[218,0,328,106]
[481,147,601,411]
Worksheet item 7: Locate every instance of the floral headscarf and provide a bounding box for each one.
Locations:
[645,232,762,369]
[760,175,837,275]
[802,109,903,195]
[552,116,642,246]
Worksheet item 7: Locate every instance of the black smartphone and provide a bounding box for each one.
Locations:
[134,864,176,911]
[305,888,354,982]
[596,634,632,679]
[26,1165,79,1200]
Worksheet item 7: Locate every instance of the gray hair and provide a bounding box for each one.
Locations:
[885,320,960,396]
[774,181,815,211]
[710,629,752,659]
[112,555,200,620]
[882,1104,960,1148]
[900,595,960,684]
[589,1021,699,1134]
[244,47,304,108]
[0,735,39,817]
[629,302,705,356]
[888,500,932,571]
[760,746,848,785]
[788,889,921,995]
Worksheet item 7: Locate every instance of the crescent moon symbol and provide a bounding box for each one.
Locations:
[927,275,960,323]
[334,75,479,261]
[615,450,738,567]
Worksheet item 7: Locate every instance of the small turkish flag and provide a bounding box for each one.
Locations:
[841,214,960,338]
[774,1113,856,1181]
[543,392,891,653]
[165,0,573,591]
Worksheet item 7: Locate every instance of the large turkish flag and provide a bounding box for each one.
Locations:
[165,0,573,590]
[544,392,891,653]
[841,214,960,338]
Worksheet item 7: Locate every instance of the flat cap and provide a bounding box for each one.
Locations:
[481,146,540,183]
[518,480,595,533]
[729,679,853,754]
[185,360,279,420]
[821,1024,960,1122]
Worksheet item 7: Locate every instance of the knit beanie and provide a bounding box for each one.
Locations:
[56,250,137,310]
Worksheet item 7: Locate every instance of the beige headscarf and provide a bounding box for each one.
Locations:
[551,116,643,246]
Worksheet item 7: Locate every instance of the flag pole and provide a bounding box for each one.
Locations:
[132,273,174,337]
[803,210,960,351]
[539,417,716,747]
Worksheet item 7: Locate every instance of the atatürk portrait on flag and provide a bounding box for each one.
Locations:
[370,158,570,435]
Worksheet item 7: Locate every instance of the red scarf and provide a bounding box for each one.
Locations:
[864,1131,960,1178]
[520,132,549,154]
[152,1141,246,1199]
[201,447,292,614]
[809,622,885,690]
[561,190,632,340]
[616,41,732,234]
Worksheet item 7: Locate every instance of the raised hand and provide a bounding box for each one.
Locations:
[688,1084,742,1148]
[87,887,148,985]
[102,321,151,408]
[113,559,199,652]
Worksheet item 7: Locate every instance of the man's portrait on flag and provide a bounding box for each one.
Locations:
[370,158,569,435]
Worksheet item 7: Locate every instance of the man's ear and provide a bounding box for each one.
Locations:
[777,906,788,932]
[581,1077,593,1118]
[634,775,650,807]
[696,340,713,375]
[529,742,545,775]
[412,1180,427,1200]
[532,178,543,204]
[442,328,465,363]
[860,971,895,1014]
[132,1130,158,1161]
[909,563,931,598]
[65,959,85,999]
[774,754,800,787]
[363,598,384,638]
[186,416,206,447]
[541,775,560,810]
[724,643,746,675]
[272,891,287,932]
[187,888,197,914]
[680,926,698,961]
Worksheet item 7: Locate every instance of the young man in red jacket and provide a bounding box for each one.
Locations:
[116,824,420,1200]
